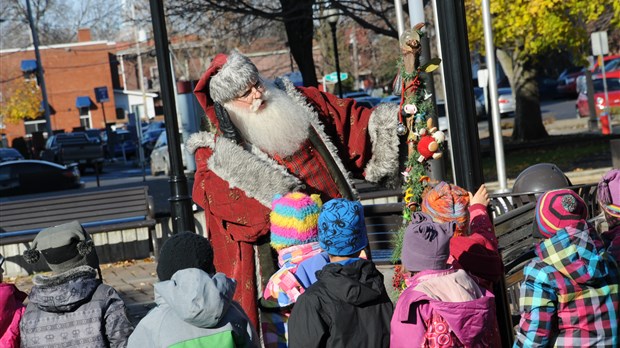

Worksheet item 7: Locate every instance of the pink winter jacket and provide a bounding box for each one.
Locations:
[0,283,27,348]
[391,269,498,348]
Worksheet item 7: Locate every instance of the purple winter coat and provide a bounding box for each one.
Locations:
[391,269,497,348]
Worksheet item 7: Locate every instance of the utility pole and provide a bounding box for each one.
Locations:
[350,31,359,91]
[482,0,507,192]
[131,1,147,182]
[149,0,195,234]
[25,0,52,135]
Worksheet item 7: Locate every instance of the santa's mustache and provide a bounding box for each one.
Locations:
[250,98,263,112]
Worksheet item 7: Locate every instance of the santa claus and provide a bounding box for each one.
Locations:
[188,51,400,327]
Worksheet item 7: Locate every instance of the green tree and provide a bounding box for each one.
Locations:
[0,80,43,125]
[466,0,620,141]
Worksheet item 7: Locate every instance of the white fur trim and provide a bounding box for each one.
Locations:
[365,103,401,186]
[187,131,215,154]
[209,51,259,104]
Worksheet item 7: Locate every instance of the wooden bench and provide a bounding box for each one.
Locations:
[364,203,404,264]
[0,186,156,276]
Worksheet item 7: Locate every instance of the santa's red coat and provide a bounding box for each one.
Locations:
[190,55,399,328]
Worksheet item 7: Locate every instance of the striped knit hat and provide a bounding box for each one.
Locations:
[597,169,620,220]
[422,182,470,236]
[270,192,323,251]
[533,189,588,238]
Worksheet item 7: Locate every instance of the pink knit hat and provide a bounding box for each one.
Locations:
[533,189,588,238]
[597,169,620,219]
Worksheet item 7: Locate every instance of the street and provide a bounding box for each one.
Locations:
[474,97,580,135]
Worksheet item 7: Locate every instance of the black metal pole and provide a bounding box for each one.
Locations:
[25,0,52,135]
[149,0,195,234]
[101,102,108,125]
[435,0,483,192]
[329,22,343,98]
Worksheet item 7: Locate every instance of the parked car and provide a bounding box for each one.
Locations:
[498,88,516,116]
[353,96,382,107]
[114,131,137,158]
[342,91,371,99]
[380,95,401,104]
[0,160,83,196]
[41,132,104,174]
[556,67,585,98]
[149,131,189,176]
[141,128,165,156]
[0,148,25,162]
[576,70,620,118]
[143,121,165,134]
[102,129,137,158]
[84,129,105,144]
[576,54,620,94]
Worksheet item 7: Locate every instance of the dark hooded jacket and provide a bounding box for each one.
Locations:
[19,266,133,348]
[288,259,393,348]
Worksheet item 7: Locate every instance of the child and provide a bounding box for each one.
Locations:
[514,189,619,347]
[391,212,498,348]
[260,192,323,347]
[128,232,259,348]
[20,220,134,348]
[0,253,27,348]
[288,198,393,348]
[421,182,503,290]
[597,168,620,262]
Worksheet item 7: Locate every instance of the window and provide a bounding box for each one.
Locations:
[79,107,92,128]
[24,118,47,136]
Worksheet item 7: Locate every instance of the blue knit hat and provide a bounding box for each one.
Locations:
[318,199,368,256]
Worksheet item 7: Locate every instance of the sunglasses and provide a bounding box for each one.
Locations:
[238,80,263,99]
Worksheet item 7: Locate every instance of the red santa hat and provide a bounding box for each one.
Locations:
[193,51,259,128]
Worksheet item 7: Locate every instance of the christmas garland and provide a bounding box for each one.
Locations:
[391,25,444,294]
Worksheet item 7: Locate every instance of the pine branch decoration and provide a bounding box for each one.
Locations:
[391,25,444,293]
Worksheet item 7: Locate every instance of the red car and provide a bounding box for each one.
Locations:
[576,70,620,118]
[575,54,620,95]
[556,67,585,98]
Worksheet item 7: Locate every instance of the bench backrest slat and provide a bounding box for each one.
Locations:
[0,186,151,234]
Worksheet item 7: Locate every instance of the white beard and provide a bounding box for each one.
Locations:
[224,86,311,157]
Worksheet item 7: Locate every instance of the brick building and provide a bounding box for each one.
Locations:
[0,29,155,148]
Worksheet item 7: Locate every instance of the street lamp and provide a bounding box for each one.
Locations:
[325,7,342,98]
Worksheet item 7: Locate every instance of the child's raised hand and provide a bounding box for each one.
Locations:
[469,184,490,207]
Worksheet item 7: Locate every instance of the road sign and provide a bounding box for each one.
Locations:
[591,31,609,56]
[477,69,489,88]
[94,86,109,103]
[324,72,348,83]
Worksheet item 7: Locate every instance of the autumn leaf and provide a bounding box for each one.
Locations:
[0,79,43,124]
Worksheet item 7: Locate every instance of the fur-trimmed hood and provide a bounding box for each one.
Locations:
[29,266,101,313]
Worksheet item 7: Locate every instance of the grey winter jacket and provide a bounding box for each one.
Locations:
[19,266,133,348]
[127,268,258,348]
